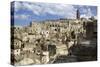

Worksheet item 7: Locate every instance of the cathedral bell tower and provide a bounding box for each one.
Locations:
[76,9,80,19]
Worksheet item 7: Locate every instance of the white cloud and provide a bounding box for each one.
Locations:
[14,2,22,11]
[14,14,30,19]
[14,2,96,19]
[14,2,77,19]
[80,7,93,19]
[42,4,76,18]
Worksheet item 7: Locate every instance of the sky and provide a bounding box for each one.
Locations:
[11,1,97,26]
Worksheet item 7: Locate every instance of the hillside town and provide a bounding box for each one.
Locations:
[11,10,97,65]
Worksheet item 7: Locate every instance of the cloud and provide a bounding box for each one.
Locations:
[80,7,94,19]
[14,2,77,19]
[42,4,76,18]
[14,14,30,19]
[14,1,97,19]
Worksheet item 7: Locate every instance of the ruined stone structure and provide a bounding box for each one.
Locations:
[11,16,97,65]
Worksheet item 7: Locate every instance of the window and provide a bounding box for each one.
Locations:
[16,50,19,52]
[55,29,57,31]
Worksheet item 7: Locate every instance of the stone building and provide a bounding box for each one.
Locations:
[11,13,97,65]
